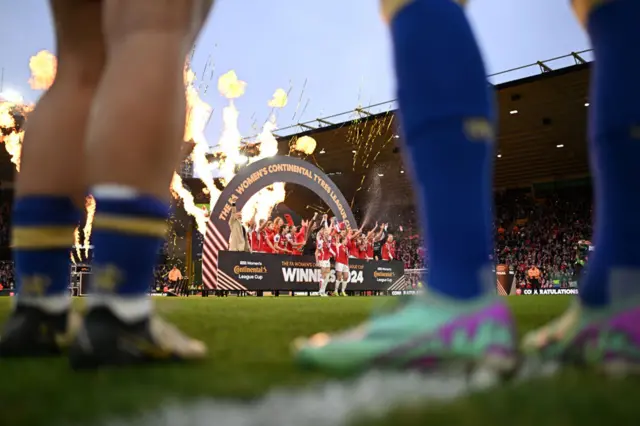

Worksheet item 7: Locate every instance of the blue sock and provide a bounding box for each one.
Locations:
[90,189,168,298]
[579,0,640,307]
[12,196,80,300]
[390,0,495,300]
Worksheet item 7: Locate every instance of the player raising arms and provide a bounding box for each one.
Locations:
[274,225,293,255]
[0,0,213,367]
[296,0,640,376]
[291,220,309,256]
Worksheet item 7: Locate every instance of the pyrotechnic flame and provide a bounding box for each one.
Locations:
[175,68,286,232]
[0,104,16,128]
[171,173,207,233]
[73,227,81,261]
[0,90,24,104]
[0,100,31,170]
[217,102,243,182]
[0,49,57,170]
[294,136,317,155]
[218,70,246,99]
[268,89,288,108]
[184,66,220,205]
[83,195,96,258]
[241,182,286,224]
[255,118,279,159]
[240,115,286,223]
[235,85,290,223]
[28,50,57,90]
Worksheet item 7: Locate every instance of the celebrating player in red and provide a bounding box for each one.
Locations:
[382,234,396,261]
[315,228,332,297]
[334,235,350,296]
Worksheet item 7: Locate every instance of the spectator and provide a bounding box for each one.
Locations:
[228,203,250,252]
[168,265,186,296]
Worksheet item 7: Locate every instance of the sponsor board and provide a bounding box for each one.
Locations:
[0,290,170,297]
[217,251,405,291]
[522,288,579,295]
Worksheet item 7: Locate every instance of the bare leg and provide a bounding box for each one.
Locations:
[87,0,213,198]
[69,0,215,369]
[18,0,104,201]
[0,0,105,358]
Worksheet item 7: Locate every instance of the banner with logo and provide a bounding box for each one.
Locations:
[216,251,405,292]
[495,264,516,295]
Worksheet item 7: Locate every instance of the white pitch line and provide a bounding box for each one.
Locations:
[105,361,558,426]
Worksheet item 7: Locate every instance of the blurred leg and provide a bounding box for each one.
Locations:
[522,0,640,374]
[14,0,104,308]
[69,0,214,369]
[0,0,104,357]
[294,0,517,375]
[577,0,640,308]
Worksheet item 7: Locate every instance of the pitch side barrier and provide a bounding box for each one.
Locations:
[393,266,579,297]
[203,251,406,296]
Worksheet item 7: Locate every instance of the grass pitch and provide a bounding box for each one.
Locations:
[0,296,639,426]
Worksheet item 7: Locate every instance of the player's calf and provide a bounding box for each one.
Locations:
[0,0,105,358]
[68,0,214,369]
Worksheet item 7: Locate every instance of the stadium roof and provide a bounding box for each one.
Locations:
[272,61,591,215]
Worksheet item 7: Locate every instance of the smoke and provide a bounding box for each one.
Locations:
[361,166,389,227]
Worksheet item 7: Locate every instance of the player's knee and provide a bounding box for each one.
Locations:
[55,53,105,90]
[102,0,213,50]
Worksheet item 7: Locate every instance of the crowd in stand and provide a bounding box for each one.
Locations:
[494,187,592,288]
[381,186,593,292]
[0,261,14,291]
[395,227,426,269]
[0,201,10,247]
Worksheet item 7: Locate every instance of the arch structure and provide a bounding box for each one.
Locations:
[202,156,356,289]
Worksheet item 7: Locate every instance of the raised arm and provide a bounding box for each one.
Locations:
[228,204,238,225]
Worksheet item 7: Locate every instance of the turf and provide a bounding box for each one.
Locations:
[0,296,638,426]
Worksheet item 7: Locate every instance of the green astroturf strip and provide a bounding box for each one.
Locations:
[0,296,638,426]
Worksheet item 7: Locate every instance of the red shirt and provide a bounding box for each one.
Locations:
[382,241,396,261]
[336,243,349,265]
[294,227,306,255]
[261,229,275,253]
[358,245,367,259]
[316,239,332,261]
[284,233,294,253]
[250,230,260,252]
[347,239,359,258]
[366,242,374,259]
[274,233,287,253]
